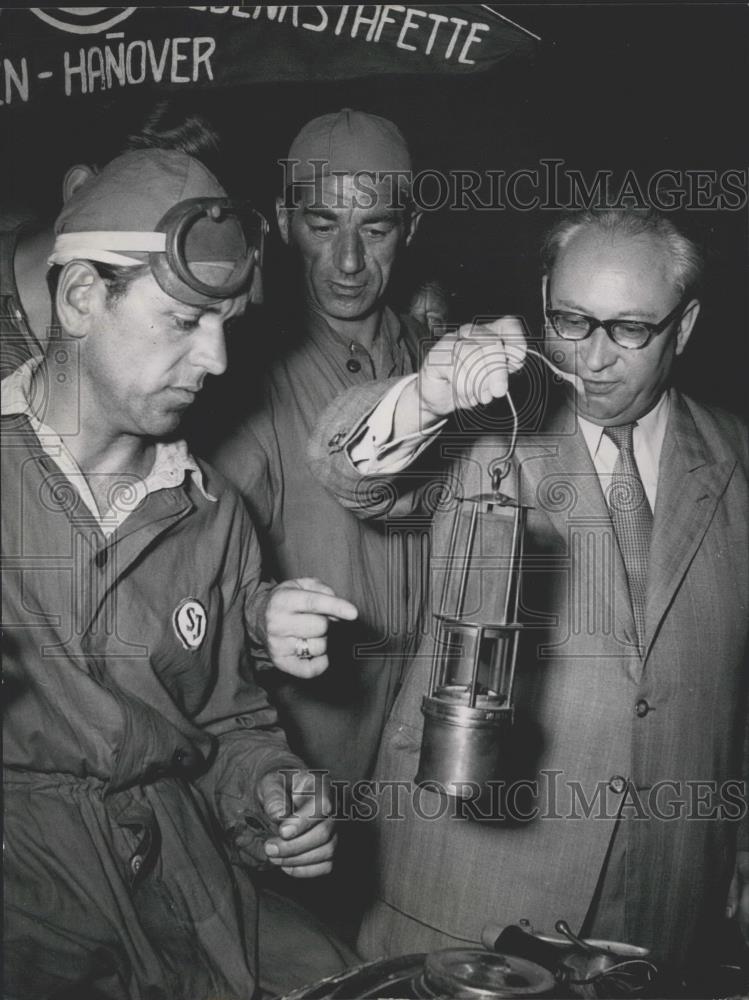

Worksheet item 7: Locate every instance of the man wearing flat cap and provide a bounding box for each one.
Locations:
[213,111,423,786]
[0,102,222,382]
[211,107,424,936]
[1,149,357,1000]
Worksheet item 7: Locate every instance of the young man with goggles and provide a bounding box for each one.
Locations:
[2,149,357,1000]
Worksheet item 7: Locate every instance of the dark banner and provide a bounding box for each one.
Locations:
[0,5,538,107]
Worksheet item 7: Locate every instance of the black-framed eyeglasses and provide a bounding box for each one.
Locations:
[545,300,684,350]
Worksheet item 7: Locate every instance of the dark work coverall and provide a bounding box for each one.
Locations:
[2,377,351,1000]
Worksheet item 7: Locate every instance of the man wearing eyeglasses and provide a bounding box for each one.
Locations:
[308,207,748,982]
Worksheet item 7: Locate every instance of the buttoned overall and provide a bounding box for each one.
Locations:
[212,307,427,784]
[2,409,307,1000]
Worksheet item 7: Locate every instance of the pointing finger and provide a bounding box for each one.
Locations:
[286,591,358,620]
[287,578,337,596]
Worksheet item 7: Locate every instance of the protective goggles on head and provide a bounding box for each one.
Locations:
[49,197,268,307]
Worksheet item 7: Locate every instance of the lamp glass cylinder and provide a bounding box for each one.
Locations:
[417,494,527,799]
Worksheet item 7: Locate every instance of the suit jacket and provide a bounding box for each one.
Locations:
[309,381,749,970]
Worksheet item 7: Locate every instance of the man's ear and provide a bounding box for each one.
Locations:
[541,274,549,313]
[62,164,96,204]
[405,210,422,247]
[55,261,104,338]
[674,298,700,356]
[275,197,291,246]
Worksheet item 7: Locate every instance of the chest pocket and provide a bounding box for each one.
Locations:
[112,557,223,719]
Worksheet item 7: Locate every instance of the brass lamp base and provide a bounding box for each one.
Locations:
[416,692,513,799]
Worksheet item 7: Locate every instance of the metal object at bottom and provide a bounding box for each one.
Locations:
[422,948,556,997]
[278,948,555,999]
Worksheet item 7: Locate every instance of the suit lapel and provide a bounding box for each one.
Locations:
[643,389,736,659]
[516,394,637,647]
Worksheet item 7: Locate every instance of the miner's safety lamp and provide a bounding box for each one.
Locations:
[416,465,529,799]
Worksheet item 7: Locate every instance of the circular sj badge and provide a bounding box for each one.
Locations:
[172,598,208,652]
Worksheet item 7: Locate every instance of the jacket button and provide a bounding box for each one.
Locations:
[173,747,194,770]
[635,698,651,718]
[608,775,627,795]
[346,359,362,373]
[130,854,143,876]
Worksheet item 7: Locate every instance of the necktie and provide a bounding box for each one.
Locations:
[603,423,653,647]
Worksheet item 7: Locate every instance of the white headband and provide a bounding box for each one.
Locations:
[48,231,167,268]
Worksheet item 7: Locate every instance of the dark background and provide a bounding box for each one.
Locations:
[3,2,747,415]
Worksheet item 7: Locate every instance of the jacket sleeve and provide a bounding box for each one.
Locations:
[308,378,441,520]
[192,490,306,865]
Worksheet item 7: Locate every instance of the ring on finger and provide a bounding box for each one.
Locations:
[295,637,313,660]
